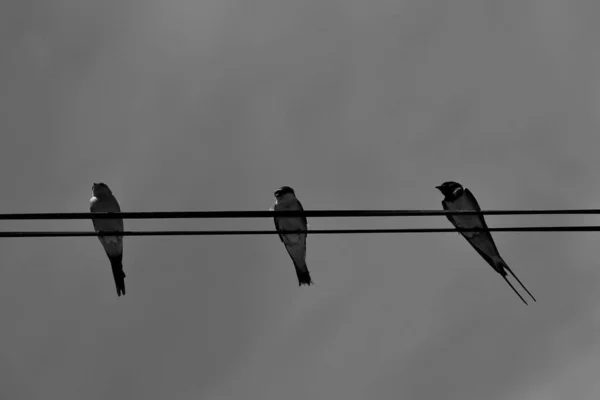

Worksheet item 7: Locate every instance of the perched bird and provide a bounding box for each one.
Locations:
[273,186,313,286]
[90,182,126,296]
[436,181,536,305]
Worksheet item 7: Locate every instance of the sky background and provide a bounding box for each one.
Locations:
[1,0,600,399]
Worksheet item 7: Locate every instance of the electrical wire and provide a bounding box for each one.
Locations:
[2,226,600,237]
[0,209,599,220]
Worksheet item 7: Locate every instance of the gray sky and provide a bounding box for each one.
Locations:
[2,0,600,399]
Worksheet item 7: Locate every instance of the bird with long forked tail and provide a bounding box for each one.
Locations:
[436,181,536,305]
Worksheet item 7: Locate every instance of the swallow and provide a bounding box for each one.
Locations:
[436,181,536,305]
[90,182,126,296]
[273,186,313,286]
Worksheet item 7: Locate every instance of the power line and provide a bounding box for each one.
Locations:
[0,209,599,220]
[2,226,600,237]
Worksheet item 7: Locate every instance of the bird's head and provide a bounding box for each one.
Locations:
[274,186,295,199]
[92,182,113,197]
[435,181,464,199]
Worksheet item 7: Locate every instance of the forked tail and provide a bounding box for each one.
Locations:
[505,265,536,302]
[498,259,536,304]
[502,275,528,305]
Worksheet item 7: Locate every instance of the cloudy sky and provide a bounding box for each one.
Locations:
[2,0,600,399]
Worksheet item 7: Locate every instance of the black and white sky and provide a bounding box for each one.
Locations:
[2,0,600,399]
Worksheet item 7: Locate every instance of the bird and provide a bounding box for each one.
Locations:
[273,186,313,286]
[90,182,126,296]
[435,181,536,305]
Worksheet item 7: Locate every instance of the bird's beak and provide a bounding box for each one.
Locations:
[435,185,442,190]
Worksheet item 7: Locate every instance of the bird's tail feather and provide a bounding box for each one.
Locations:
[109,254,126,296]
[294,261,313,286]
[504,264,536,302]
[502,275,528,305]
[497,259,536,304]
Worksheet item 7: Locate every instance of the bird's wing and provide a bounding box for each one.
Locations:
[443,196,499,269]
[462,189,500,254]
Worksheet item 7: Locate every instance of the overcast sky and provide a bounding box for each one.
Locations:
[2,0,600,399]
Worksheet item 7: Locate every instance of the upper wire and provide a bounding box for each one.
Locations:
[1,226,600,237]
[0,209,599,220]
